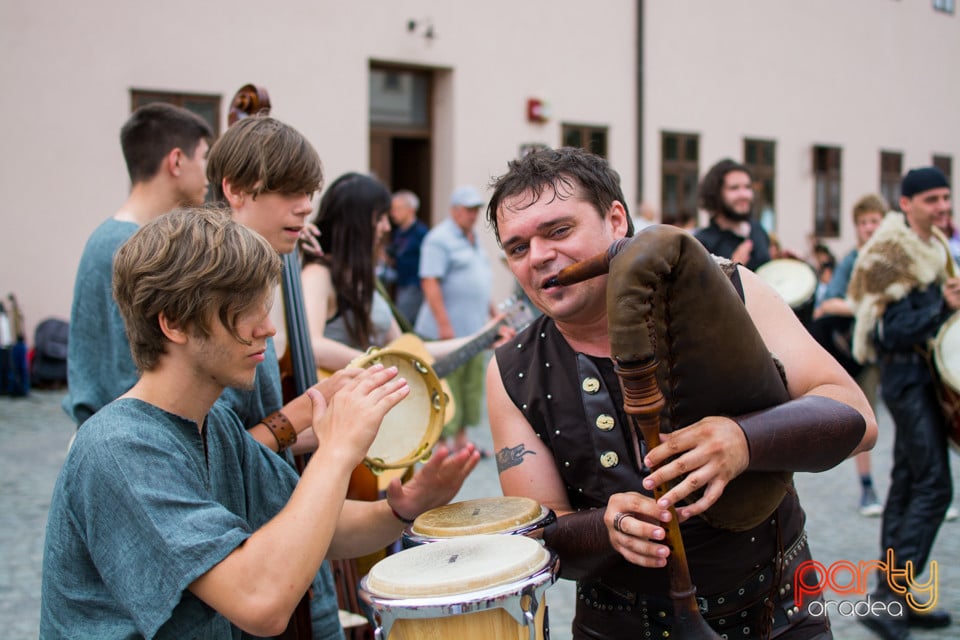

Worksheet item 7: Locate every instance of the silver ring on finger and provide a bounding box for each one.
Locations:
[613,511,632,534]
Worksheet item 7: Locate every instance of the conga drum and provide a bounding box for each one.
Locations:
[360,534,558,640]
[755,258,818,327]
[932,312,960,452]
[404,496,556,547]
[344,349,447,577]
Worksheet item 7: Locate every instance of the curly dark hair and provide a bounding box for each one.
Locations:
[486,146,633,244]
[698,158,752,215]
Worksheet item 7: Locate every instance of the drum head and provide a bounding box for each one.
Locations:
[755,259,818,309]
[411,497,544,537]
[353,349,446,470]
[365,535,550,598]
[934,313,960,392]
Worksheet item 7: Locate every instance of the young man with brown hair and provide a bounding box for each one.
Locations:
[812,193,887,517]
[204,115,479,638]
[41,207,467,638]
[63,103,212,426]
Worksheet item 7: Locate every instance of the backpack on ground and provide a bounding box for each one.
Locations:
[31,317,69,389]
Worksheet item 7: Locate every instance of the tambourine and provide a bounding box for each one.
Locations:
[755,258,818,310]
[349,348,446,473]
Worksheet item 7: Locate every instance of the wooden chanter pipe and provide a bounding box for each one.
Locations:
[554,235,722,638]
[615,359,721,639]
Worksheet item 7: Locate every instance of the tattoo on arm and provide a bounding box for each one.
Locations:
[496,444,536,473]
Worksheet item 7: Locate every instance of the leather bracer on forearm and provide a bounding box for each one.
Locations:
[735,395,866,472]
[541,509,622,581]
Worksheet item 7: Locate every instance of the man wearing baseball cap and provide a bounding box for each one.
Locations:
[848,166,957,640]
[415,185,495,453]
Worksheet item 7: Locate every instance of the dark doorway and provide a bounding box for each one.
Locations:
[369,66,433,223]
[390,138,431,223]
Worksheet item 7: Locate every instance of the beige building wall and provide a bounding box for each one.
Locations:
[3,0,959,346]
[0,0,637,342]
[644,0,960,259]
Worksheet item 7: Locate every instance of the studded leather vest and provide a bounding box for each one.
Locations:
[495,314,805,596]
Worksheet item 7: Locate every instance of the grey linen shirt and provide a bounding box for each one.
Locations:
[41,399,298,638]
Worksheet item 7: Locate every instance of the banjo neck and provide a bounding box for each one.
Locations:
[431,322,503,379]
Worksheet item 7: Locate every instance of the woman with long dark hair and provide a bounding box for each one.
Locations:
[302,172,395,368]
[301,172,510,452]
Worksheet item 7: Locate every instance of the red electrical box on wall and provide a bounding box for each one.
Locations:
[527,98,549,123]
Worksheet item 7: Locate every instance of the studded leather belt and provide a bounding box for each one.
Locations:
[576,532,819,639]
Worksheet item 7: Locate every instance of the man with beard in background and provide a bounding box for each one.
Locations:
[694,158,772,271]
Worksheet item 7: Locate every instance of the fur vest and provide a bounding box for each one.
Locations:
[847,212,954,364]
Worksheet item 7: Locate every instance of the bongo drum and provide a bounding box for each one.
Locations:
[755,258,818,326]
[403,496,556,547]
[360,534,558,640]
[349,348,446,473]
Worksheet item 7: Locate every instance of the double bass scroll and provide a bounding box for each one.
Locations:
[227,84,272,126]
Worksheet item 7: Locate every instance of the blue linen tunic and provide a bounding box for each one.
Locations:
[57,218,341,638]
[40,398,305,639]
[62,218,139,426]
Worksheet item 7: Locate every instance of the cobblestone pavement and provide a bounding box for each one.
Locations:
[1,390,76,640]
[3,390,959,639]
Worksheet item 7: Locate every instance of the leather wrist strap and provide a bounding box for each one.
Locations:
[261,411,297,452]
[542,508,621,581]
[734,395,865,472]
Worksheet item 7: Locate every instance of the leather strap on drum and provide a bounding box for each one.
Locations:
[541,509,621,581]
[735,395,865,472]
